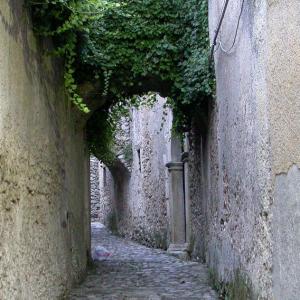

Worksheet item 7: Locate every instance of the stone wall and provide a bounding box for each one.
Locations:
[119,97,172,249]
[0,2,90,299]
[97,165,115,228]
[90,156,101,221]
[267,2,300,299]
[188,125,206,262]
[190,1,273,297]
[187,1,300,299]
[91,96,172,249]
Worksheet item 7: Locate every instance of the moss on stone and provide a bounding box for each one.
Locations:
[209,269,254,300]
[153,230,168,250]
[123,143,133,166]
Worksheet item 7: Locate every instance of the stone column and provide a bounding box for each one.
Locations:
[166,136,189,259]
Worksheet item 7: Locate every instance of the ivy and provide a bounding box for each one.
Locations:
[27,0,117,113]
[27,0,214,163]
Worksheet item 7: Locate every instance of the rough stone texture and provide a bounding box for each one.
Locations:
[115,116,133,171]
[190,0,273,298]
[273,165,300,300]
[188,126,206,262]
[267,1,300,174]
[267,2,300,299]
[0,2,90,299]
[116,97,173,249]
[70,224,218,299]
[91,96,172,249]
[98,166,115,227]
[90,156,100,221]
[187,1,300,298]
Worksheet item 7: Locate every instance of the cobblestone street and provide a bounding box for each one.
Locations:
[70,224,218,300]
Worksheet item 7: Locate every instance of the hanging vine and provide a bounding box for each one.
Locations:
[27,0,214,164]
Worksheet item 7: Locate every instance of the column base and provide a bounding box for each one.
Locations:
[167,243,190,260]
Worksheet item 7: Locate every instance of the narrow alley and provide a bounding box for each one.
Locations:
[70,224,218,300]
[2,1,300,299]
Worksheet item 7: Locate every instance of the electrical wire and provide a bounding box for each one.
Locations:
[210,0,245,64]
[219,0,245,54]
[209,0,230,64]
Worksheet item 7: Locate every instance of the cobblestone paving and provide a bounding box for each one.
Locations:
[70,224,218,300]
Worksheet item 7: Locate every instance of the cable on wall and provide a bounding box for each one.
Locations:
[209,0,230,64]
[219,0,245,54]
[209,0,246,64]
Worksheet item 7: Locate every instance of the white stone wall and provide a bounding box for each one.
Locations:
[188,126,206,261]
[97,164,115,226]
[0,2,90,299]
[119,96,172,248]
[92,96,172,248]
[187,1,300,298]
[90,156,101,221]
[189,1,273,297]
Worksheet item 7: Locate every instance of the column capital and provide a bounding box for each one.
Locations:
[181,151,189,163]
[166,161,183,171]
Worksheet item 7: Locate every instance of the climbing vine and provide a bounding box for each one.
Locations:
[27,0,214,164]
[27,0,118,113]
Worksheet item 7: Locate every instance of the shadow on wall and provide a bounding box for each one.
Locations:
[1,0,63,90]
[109,158,131,233]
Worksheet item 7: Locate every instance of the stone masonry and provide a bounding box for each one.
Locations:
[183,1,300,299]
[90,156,115,225]
[90,96,173,249]
[187,1,275,297]
[90,156,101,221]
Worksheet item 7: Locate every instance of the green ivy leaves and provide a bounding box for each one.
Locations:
[27,0,115,113]
[27,0,214,160]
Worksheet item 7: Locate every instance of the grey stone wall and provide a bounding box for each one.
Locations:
[188,125,206,262]
[97,165,115,227]
[119,96,172,249]
[266,2,300,300]
[0,2,90,299]
[90,156,100,221]
[187,1,300,299]
[188,1,273,297]
[91,96,172,249]
[90,156,115,227]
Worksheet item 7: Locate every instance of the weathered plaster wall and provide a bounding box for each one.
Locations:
[90,156,101,221]
[92,96,172,249]
[188,125,206,261]
[98,165,115,227]
[192,1,300,298]
[267,2,300,299]
[191,0,273,298]
[118,97,172,249]
[90,156,115,225]
[0,2,90,299]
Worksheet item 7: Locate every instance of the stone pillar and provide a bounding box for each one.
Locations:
[166,136,189,259]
